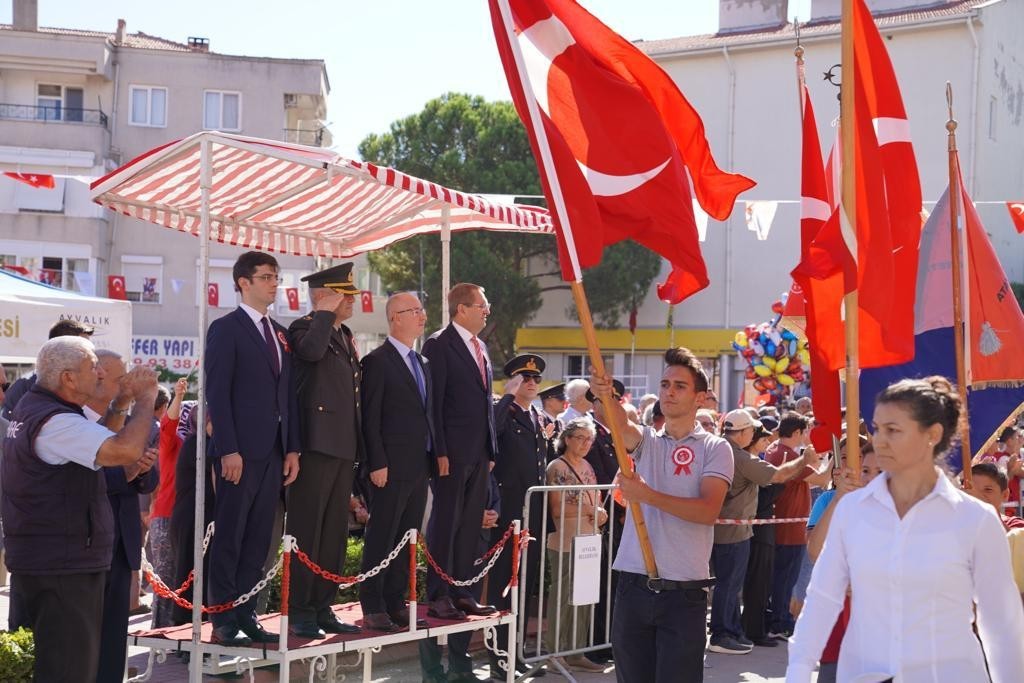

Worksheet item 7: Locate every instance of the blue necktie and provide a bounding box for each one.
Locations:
[408,350,426,404]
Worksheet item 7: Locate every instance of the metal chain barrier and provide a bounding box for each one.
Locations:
[420,522,515,588]
[474,524,514,566]
[140,522,215,602]
[715,517,810,525]
[292,528,415,586]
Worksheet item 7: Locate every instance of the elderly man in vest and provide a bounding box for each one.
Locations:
[1,337,158,683]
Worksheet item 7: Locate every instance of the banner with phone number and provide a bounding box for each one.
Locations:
[132,335,200,372]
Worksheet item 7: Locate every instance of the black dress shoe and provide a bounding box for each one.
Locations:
[211,625,252,647]
[317,614,361,634]
[452,597,497,616]
[388,607,428,628]
[427,596,466,620]
[751,637,779,647]
[239,620,279,643]
[288,621,326,639]
[362,612,401,633]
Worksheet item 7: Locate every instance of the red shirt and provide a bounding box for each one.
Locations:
[765,441,812,545]
[821,596,851,663]
[151,414,182,519]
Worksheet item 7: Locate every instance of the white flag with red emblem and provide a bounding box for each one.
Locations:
[207,282,219,307]
[285,287,299,311]
[361,291,374,313]
[107,275,127,300]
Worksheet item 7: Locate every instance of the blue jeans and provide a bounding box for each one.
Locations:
[612,573,708,683]
[769,544,806,633]
[709,540,750,640]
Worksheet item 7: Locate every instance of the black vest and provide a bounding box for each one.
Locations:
[2,386,114,574]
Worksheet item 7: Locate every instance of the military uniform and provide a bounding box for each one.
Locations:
[539,382,566,464]
[285,263,364,636]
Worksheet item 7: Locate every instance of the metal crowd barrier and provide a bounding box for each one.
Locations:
[517,483,619,681]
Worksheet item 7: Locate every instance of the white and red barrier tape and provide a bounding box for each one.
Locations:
[715,517,810,525]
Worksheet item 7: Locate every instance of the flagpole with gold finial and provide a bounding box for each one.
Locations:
[945,82,973,483]
[840,0,862,473]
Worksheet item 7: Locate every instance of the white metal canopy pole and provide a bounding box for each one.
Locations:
[441,205,452,326]
[190,137,212,683]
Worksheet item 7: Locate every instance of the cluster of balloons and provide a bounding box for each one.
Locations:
[732,301,811,396]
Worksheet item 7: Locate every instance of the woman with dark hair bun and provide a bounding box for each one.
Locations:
[786,376,1024,683]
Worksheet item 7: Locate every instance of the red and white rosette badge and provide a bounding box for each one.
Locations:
[276,330,291,353]
[671,446,695,476]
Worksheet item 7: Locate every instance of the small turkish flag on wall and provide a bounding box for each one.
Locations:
[285,287,299,311]
[361,291,373,313]
[4,172,55,189]
[207,282,219,307]
[1008,202,1024,234]
[107,275,127,300]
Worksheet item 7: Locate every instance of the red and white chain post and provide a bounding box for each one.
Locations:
[506,520,520,683]
[279,534,293,654]
[408,528,418,634]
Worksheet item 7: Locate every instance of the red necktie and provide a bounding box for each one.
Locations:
[470,336,487,387]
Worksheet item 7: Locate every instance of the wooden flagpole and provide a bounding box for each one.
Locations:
[840,0,862,473]
[493,0,659,578]
[945,83,973,483]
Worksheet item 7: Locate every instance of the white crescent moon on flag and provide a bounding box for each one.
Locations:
[518,15,670,198]
[1012,203,1024,216]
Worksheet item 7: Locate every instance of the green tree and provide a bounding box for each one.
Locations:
[361,92,661,359]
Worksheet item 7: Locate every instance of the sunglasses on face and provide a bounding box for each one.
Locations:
[520,374,542,383]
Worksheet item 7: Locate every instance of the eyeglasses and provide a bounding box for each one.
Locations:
[520,374,541,383]
[394,307,425,316]
[569,434,595,443]
[250,274,280,283]
[464,302,491,311]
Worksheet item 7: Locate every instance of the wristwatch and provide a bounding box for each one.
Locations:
[108,402,129,416]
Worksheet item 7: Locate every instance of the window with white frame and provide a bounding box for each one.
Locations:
[275,269,310,316]
[36,84,85,122]
[203,90,241,131]
[0,240,96,294]
[196,259,239,309]
[129,86,167,127]
[121,255,163,304]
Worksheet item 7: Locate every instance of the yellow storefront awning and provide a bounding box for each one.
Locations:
[515,327,736,357]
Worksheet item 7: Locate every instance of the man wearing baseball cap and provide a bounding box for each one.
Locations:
[710,410,820,654]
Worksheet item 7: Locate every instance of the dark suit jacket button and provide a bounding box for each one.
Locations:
[317,406,324,412]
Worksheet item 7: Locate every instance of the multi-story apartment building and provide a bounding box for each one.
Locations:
[0,0,387,369]
[519,0,1024,406]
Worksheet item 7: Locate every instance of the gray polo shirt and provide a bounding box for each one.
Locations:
[714,441,776,545]
[613,423,733,581]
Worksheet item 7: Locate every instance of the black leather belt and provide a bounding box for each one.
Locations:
[622,572,716,593]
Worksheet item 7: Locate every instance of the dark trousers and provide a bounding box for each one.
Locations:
[741,540,775,641]
[487,503,542,664]
[709,539,750,641]
[769,544,806,633]
[286,451,356,623]
[96,542,132,682]
[358,473,428,615]
[11,571,105,683]
[208,454,282,629]
[425,459,488,601]
[612,573,708,683]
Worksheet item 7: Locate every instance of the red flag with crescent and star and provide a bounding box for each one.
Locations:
[285,287,299,311]
[1008,202,1024,235]
[3,172,55,189]
[107,275,127,300]
[207,282,219,307]
[361,291,374,313]
[488,0,754,303]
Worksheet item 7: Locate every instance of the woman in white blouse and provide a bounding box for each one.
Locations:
[786,376,1024,683]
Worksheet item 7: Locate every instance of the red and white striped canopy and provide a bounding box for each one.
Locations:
[90,132,553,257]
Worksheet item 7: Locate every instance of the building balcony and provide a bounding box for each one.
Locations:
[0,103,108,127]
[282,126,332,148]
[0,103,109,161]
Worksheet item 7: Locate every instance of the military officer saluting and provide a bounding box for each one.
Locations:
[488,354,551,679]
[286,263,364,638]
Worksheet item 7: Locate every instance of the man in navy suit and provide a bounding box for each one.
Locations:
[205,251,301,646]
[358,291,435,633]
[422,282,498,620]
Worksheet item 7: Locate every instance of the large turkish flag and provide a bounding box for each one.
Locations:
[489,0,754,303]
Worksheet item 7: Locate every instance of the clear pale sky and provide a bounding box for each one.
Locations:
[5,1,810,157]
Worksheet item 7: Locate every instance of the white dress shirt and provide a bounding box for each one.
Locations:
[239,302,282,368]
[787,469,1024,683]
[451,320,489,379]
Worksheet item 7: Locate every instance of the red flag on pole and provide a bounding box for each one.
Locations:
[3,172,55,189]
[794,0,922,371]
[207,282,219,307]
[107,275,127,300]
[361,291,374,313]
[285,287,299,311]
[488,0,754,304]
[1007,202,1024,234]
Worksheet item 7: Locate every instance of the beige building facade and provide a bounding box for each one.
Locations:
[0,1,388,369]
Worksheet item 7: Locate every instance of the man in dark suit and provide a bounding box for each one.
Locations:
[489,354,551,680]
[205,251,301,646]
[422,282,498,620]
[285,263,364,639]
[539,382,565,464]
[358,291,435,633]
[86,350,159,683]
